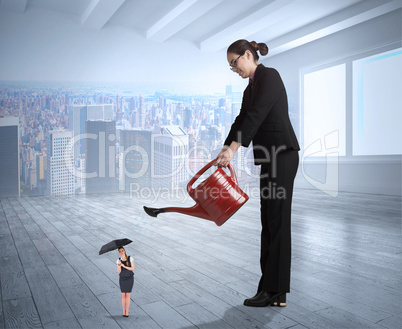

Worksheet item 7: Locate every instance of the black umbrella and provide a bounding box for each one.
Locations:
[99,238,132,255]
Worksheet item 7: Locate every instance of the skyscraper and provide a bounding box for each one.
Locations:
[214,107,225,126]
[69,104,114,158]
[75,156,86,194]
[36,154,46,180]
[159,96,166,109]
[175,103,185,126]
[153,125,188,190]
[69,105,86,157]
[116,94,123,121]
[138,95,145,128]
[86,120,116,194]
[119,129,152,192]
[0,116,20,197]
[46,129,75,196]
[36,153,46,195]
[184,107,192,129]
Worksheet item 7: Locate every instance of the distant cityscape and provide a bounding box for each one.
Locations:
[0,80,299,198]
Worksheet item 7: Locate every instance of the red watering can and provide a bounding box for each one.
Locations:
[143,159,249,226]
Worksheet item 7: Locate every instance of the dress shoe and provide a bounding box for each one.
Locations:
[271,293,287,307]
[244,291,286,307]
[246,291,260,300]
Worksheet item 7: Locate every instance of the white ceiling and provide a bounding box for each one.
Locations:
[1,0,401,56]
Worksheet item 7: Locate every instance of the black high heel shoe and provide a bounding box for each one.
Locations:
[244,291,286,307]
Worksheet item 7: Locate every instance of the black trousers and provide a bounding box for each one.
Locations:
[257,149,299,293]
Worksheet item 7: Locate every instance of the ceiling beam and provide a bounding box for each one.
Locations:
[199,0,296,52]
[146,0,199,40]
[147,0,224,43]
[267,0,402,57]
[0,0,27,13]
[81,0,126,30]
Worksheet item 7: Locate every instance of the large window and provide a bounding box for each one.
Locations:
[303,64,346,157]
[302,47,402,158]
[353,48,402,156]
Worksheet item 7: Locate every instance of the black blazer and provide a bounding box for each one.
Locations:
[224,64,300,165]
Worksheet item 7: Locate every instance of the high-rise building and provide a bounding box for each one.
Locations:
[159,96,166,109]
[119,129,152,192]
[214,107,225,126]
[86,120,116,194]
[116,94,123,121]
[138,96,145,128]
[175,103,185,126]
[29,166,37,190]
[36,154,46,181]
[129,97,136,113]
[184,107,192,129]
[46,129,75,196]
[200,125,222,149]
[69,104,114,158]
[36,153,46,195]
[75,156,86,194]
[69,105,87,157]
[153,125,188,190]
[87,104,113,121]
[0,117,20,197]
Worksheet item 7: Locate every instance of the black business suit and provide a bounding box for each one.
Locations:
[225,64,300,293]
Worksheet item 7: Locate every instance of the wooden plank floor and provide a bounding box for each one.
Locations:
[0,189,401,329]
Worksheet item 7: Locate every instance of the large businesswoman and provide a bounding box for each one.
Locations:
[216,39,300,307]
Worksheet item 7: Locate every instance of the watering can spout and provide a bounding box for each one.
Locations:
[143,206,165,218]
[144,205,211,220]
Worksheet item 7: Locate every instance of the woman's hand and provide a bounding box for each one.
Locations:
[215,147,234,168]
[215,142,241,167]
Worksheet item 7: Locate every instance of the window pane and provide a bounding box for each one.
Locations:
[304,64,346,156]
[353,48,402,156]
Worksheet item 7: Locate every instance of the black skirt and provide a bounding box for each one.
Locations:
[119,272,134,293]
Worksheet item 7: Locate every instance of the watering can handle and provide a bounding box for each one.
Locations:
[187,159,237,195]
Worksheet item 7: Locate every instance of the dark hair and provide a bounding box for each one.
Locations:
[227,39,269,61]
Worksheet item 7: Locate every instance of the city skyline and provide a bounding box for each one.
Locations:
[0,79,273,197]
[0,78,247,98]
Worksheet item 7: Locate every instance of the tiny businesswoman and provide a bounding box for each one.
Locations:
[117,247,135,317]
[215,39,300,307]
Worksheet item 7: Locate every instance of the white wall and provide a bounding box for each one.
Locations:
[264,9,402,196]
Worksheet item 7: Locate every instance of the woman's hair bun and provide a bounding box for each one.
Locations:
[250,41,269,56]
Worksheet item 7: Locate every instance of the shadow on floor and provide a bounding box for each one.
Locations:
[179,305,274,329]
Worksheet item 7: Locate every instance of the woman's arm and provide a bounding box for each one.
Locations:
[120,258,135,271]
[117,260,122,274]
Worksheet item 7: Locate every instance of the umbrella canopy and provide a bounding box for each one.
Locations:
[99,238,132,255]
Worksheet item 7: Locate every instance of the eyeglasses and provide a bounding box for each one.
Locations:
[230,54,242,70]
